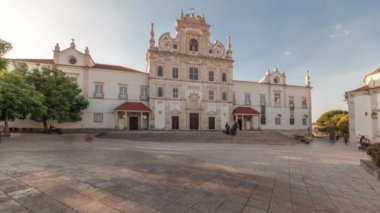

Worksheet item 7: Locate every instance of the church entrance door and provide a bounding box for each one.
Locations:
[129,117,138,130]
[189,113,199,130]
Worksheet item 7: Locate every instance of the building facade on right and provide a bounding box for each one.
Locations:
[346,67,380,142]
[233,68,312,131]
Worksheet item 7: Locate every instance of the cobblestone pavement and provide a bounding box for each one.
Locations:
[0,134,379,213]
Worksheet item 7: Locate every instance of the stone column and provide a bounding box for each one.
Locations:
[115,111,118,129]
[124,111,127,130]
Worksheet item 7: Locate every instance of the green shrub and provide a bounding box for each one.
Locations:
[367,143,380,167]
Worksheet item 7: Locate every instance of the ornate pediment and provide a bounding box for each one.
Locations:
[170,109,181,115]
[207,111,217,116]
[187,92,201,110]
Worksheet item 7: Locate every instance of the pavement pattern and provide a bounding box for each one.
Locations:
[0,133,379,213]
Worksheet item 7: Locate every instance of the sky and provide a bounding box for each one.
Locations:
[2,0,380,120]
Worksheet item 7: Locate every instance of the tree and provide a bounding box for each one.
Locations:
[337,114,349,136]
[0,39,44,135]
[0,39,12,73]
[26,67,89,131]
[0,71,45,135]
[316,109,348,134]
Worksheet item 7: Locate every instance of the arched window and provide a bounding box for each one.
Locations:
[69,57,77,64]
[157,66,163,77]
[189,39,198,52]
[157,87,163,97]
[273,76,279,84]
[222,91,227,101]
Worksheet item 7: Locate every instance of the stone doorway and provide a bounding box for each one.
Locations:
[172,116,179,130]
[209,117,215,130]
[189,113,199,130]
[129,117,138,130]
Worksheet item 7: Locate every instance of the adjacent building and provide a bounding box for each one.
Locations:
[8,11,312,132]
[346,67,380,142]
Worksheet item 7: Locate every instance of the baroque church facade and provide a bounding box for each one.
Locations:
[8,11,312,132]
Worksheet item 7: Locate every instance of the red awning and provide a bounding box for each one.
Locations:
[233,107,260,115]
[115,102,151,112]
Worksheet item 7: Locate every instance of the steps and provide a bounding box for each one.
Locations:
[98,130,297,145]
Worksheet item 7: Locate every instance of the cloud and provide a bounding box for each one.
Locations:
[329,24,350,39]
[284,50,291,56]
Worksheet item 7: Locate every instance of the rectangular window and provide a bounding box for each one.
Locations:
[70,77,77,83]
[290,116,295,125]
[140,86,148,100]
[172,67,179,79]
[302,97,307,108]
[222,72,227,82]
[289,96,294,105]
[189,67,198,80]
[260,95,266,105]
[208,71,214,82]
[222,92,228,101]
[157,87,163,97]
[209,90,214,100]
[245,94,251,105]
[274,92,281,106]
[94,113,103,123]
[303,117,307,125]
[172,88,179,99]
[260,105,266,125]
[94,84,104,98]
[157,66,163,77]
[275,117,281,125]
[119,85,128,99]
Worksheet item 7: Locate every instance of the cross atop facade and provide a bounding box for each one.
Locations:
[190,8,195,16]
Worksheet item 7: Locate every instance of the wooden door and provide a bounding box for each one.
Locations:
[172,116,179,129]
[189,113,199,130]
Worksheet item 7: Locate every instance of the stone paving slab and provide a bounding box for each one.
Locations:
[0,134,379,213]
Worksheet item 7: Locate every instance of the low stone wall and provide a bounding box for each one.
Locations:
[360,159,380,181]
[278,130,309,138]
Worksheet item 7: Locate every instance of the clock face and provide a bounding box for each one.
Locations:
[214,46,224,57]
[161,40,170,50]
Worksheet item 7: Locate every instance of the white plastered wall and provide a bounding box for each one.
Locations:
[354,95,372,138]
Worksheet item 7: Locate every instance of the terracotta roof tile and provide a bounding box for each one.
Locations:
[364,67,380,80]
[115,102,151,111]
[349,85,369,92]
[233,107,260,115]
[93,63,143,73]
[368,67,380,75]
[10,59,54,64]
[9,58,145,73]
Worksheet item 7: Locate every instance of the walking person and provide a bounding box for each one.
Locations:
[225,122,230,135]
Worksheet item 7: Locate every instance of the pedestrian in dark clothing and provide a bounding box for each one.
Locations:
[225,122,230,135]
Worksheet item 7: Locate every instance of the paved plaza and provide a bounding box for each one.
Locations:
[0,133,379,213]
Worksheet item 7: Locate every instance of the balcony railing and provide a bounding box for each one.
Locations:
[260,101,266,106]
[119,94,128,99]
[245,100,251,105]
[140,95,149,101]
[93,92,104,99]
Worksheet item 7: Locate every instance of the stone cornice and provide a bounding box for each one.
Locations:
[147,49,234,63]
